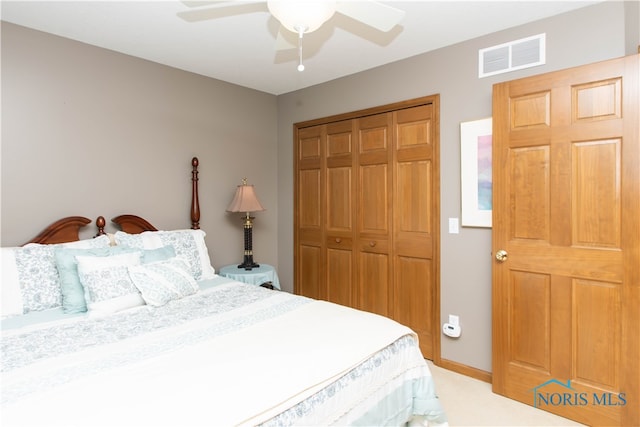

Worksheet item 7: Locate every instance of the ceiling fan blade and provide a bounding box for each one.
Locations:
[181,1,227,8]
[275,25,297,51]
[177,1,266,23]
[335,1,405,32]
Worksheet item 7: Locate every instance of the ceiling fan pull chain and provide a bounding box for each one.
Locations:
[297,26,305,72]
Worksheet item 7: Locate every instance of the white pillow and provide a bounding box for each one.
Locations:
[128,257,199,307]
[114,229,216,280]
[1,235,111,317]
[76,251,145,315]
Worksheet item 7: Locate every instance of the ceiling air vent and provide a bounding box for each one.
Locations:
[479,33,545,78]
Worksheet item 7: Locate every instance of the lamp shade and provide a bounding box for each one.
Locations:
[267,0,336,34]
[226,182,265,214]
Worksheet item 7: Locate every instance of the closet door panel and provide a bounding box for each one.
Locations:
[393,105,436,359]
[327,167,352,231]
[357,113,392,315]
[326,120,354,235]
[295,125,324,298]
[358,251,390,316]
[394,255,434,359]
[359,164,388,233]
[327,246,353,307]
[295,96,440,362]
[298,245,321,299]
[325,120,355,305]
[297,169,323,299]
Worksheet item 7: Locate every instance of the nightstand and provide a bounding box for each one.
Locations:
[219,263,281,290]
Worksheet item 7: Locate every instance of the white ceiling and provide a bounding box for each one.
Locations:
[1,1,602,95]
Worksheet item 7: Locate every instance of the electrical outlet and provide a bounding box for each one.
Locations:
[449,314,459,326]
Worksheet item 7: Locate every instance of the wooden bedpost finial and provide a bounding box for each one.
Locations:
[96,216,106,236]
[191,157,200,230]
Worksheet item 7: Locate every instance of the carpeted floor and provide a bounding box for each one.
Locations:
[427,361,585,426]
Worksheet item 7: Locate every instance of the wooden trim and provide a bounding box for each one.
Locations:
[437,358,493,384]
[431,94,442,367]
[295,95,439,129]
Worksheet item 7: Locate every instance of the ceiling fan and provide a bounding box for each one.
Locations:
[178,1,406,71]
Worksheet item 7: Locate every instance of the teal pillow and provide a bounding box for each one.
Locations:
[141,245,176,264]
[54,246,139,313]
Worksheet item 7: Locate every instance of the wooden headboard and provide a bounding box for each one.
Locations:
[23,157,201,245]
[26,216,95,245]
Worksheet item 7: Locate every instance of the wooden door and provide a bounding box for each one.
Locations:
[356,113,393,316]
[295,125,324,300]
[325,120,355,307]
[294,95,441,362]
[392,104,439,360]
[492,55,639,426]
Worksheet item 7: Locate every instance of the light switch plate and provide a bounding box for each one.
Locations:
[449,218,459,234]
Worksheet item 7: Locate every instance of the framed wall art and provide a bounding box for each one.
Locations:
[460,117,492,227]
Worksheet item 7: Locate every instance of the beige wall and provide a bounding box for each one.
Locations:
[1,22,279,272]
[626,0,640,54]
[2,1,637,374]
[276,1,631,372]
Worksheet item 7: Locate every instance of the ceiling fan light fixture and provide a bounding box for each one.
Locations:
[267,0,336,34]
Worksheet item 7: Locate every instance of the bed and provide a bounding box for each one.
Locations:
[0,158,447,427]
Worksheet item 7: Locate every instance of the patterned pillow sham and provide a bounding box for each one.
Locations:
[54,245,177,314]
[76,252,145,315]
[1,235,111,317]
[128,257,199,307]
[114,229,216,281]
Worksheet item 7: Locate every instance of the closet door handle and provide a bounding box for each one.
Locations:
[369,241,377,247]
[335,238,342,243]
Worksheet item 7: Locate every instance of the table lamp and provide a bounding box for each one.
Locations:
[226,178,265,270]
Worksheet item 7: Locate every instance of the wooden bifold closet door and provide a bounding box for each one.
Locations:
[492,54,639,426]
[294,96,440,360]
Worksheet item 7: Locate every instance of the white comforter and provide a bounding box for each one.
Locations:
[1,280,447,426]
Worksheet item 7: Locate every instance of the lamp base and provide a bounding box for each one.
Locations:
[238,255,260,271]
[237,213,259,270]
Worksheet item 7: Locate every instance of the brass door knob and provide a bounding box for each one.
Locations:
[335,238,341,243]
[495,250,508,262]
